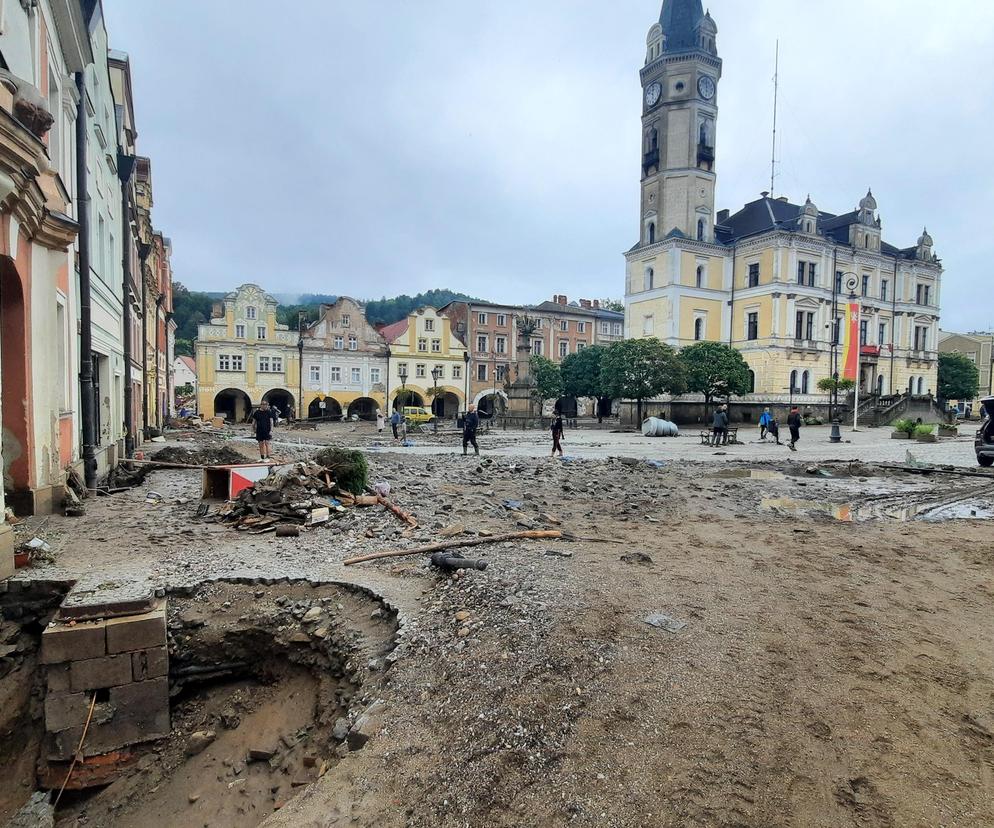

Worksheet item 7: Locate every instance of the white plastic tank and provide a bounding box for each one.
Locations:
[641,417,679,437]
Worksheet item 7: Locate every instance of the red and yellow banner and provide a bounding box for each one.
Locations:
[841,302,860,381]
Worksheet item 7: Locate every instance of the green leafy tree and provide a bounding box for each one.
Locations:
[816,376,855,394]
[174,338,194,357]
[601,338,686,423]
[679,341,752,411]
[529,356,564,402]
[600,298,625,312]
[938,352,980,401]
[561,346,612,420]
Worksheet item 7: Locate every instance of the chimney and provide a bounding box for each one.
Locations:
[717,209,729,224]
[558,294,567,305]
[592,299,600,309]
[579,299,592,309]
[760,191,770,199]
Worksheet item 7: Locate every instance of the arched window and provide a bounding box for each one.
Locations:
[696,265,705,288]
[790,369,798,393]
[697,219,705,241]
[699,121,707,145]
[908,377,915,395]
[694,318,703,341]
[917,377,924,395]
[801,370,810,394]
[649,128,658,151]
[876,375,884,395]
[648,222,655,244]
[646,268,654,290]
[747,370,756,393]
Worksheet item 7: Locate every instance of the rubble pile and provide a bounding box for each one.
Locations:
[151,445,247,466]
[216,461,348,532]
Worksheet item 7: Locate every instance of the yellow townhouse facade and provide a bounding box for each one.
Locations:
[625,0,943,402]
[195,283,300,420]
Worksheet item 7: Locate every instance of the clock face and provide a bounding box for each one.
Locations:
[645,82,662,107]
[697,75,716,100]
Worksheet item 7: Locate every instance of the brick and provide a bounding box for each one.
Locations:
[49,705,170,759]
[46,664,71,693]
[131,647,168,681]
[44,692,114,733]
[69,654,133,691]
[40,620,106,664]
[105,602,166,655]
[110,677,169,720]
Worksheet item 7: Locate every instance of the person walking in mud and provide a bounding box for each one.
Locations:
[710,404,729,446]
[463,404,480,456]
[787,406,802,451]
[759,407,773,441]
[767,413,783,445]
[251,400,278,461]
[551,413,565,457]
[390,409,401,440]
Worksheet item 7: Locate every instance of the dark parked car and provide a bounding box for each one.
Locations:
[977,396,994,467]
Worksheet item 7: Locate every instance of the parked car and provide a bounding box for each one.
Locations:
[402,406,434,425]
[976,396,994,467]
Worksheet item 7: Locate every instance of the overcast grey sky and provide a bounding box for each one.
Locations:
[103,1,993,330]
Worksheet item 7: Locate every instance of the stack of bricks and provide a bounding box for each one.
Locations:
[40,599,170,765]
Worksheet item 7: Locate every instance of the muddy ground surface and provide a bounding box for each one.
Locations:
[5,425,994,827]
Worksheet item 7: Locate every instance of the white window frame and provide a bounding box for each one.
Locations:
[341,314,351,327]
[231,354,243,371]
[330,366,342,383]
[258,355,271,372]
[476,335,488,353]
[417,338,428,352]
[477,363,488,381]
[558,340,568,358]
[351,367,362,384]
[218,354,231,371]
[348,335,358,351]
[452,365,462,379]
[257,326,267,340]
[496,314,506,326]
[246,306,256,320]
[370,367,381,384]
[309,365,321,382]
[495,336,506,354]
[560,320,568,332]
[334,336,344,350]
[235,324,245,338]
[431,338,441,353]
[424,318,435,332]
[416,363,426,378]
[271,356,283,373]
[478,312,488,325]
[577,322,586,334]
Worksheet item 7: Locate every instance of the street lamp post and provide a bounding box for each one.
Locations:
[430,365,441,433]
[398,365,408,411]
[297,311,305,422]
[462,350,470,413]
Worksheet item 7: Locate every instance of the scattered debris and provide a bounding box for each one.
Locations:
[344,529,563,566]
[312,447,370,494]
[620,552,653,565]
[644,612,687,633]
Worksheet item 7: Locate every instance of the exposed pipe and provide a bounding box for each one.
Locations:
[75,72,96,488]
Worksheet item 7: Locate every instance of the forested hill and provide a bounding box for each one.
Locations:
[171,284,484,356]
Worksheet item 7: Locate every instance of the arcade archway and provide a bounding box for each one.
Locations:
[262,389,295,419]
[213,388,251,422]
[308,397,342,420]
[348,397,378,421]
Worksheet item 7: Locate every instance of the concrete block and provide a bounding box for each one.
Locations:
[105,602,166,654]
[44,693,114,733]
[69,654,133,691]
[131,647,168,681]
[49,705,170,759]
[40,619,106,664]
[110,678,169,721]
[46,664,71,693]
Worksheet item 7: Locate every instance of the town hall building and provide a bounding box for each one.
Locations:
[624,0,943,400]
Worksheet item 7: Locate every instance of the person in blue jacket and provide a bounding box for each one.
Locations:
[759,407,774,441]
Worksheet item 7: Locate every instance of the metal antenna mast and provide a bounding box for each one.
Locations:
[770,40,779,196]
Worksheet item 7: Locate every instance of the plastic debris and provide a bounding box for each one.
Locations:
[373,481,391,497]
[22,537,51,554]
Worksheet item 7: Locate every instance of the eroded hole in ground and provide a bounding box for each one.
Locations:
[43,580,398,828]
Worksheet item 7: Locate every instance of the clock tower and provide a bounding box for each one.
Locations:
[639,0,721,247]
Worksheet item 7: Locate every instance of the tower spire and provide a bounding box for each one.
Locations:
[659,0,706,52]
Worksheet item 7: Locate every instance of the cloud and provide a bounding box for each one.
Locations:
[104,0,993,329]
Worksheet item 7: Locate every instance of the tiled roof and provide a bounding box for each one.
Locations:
[379,319,409,344]
[178,355,196,373]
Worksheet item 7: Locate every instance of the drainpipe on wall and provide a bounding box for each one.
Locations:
[138,240,151,438]
[117,154,137,456]
[727,242,736,346]
[155,292,165,430]
[890,257,898,396]
[75,72,96,489]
